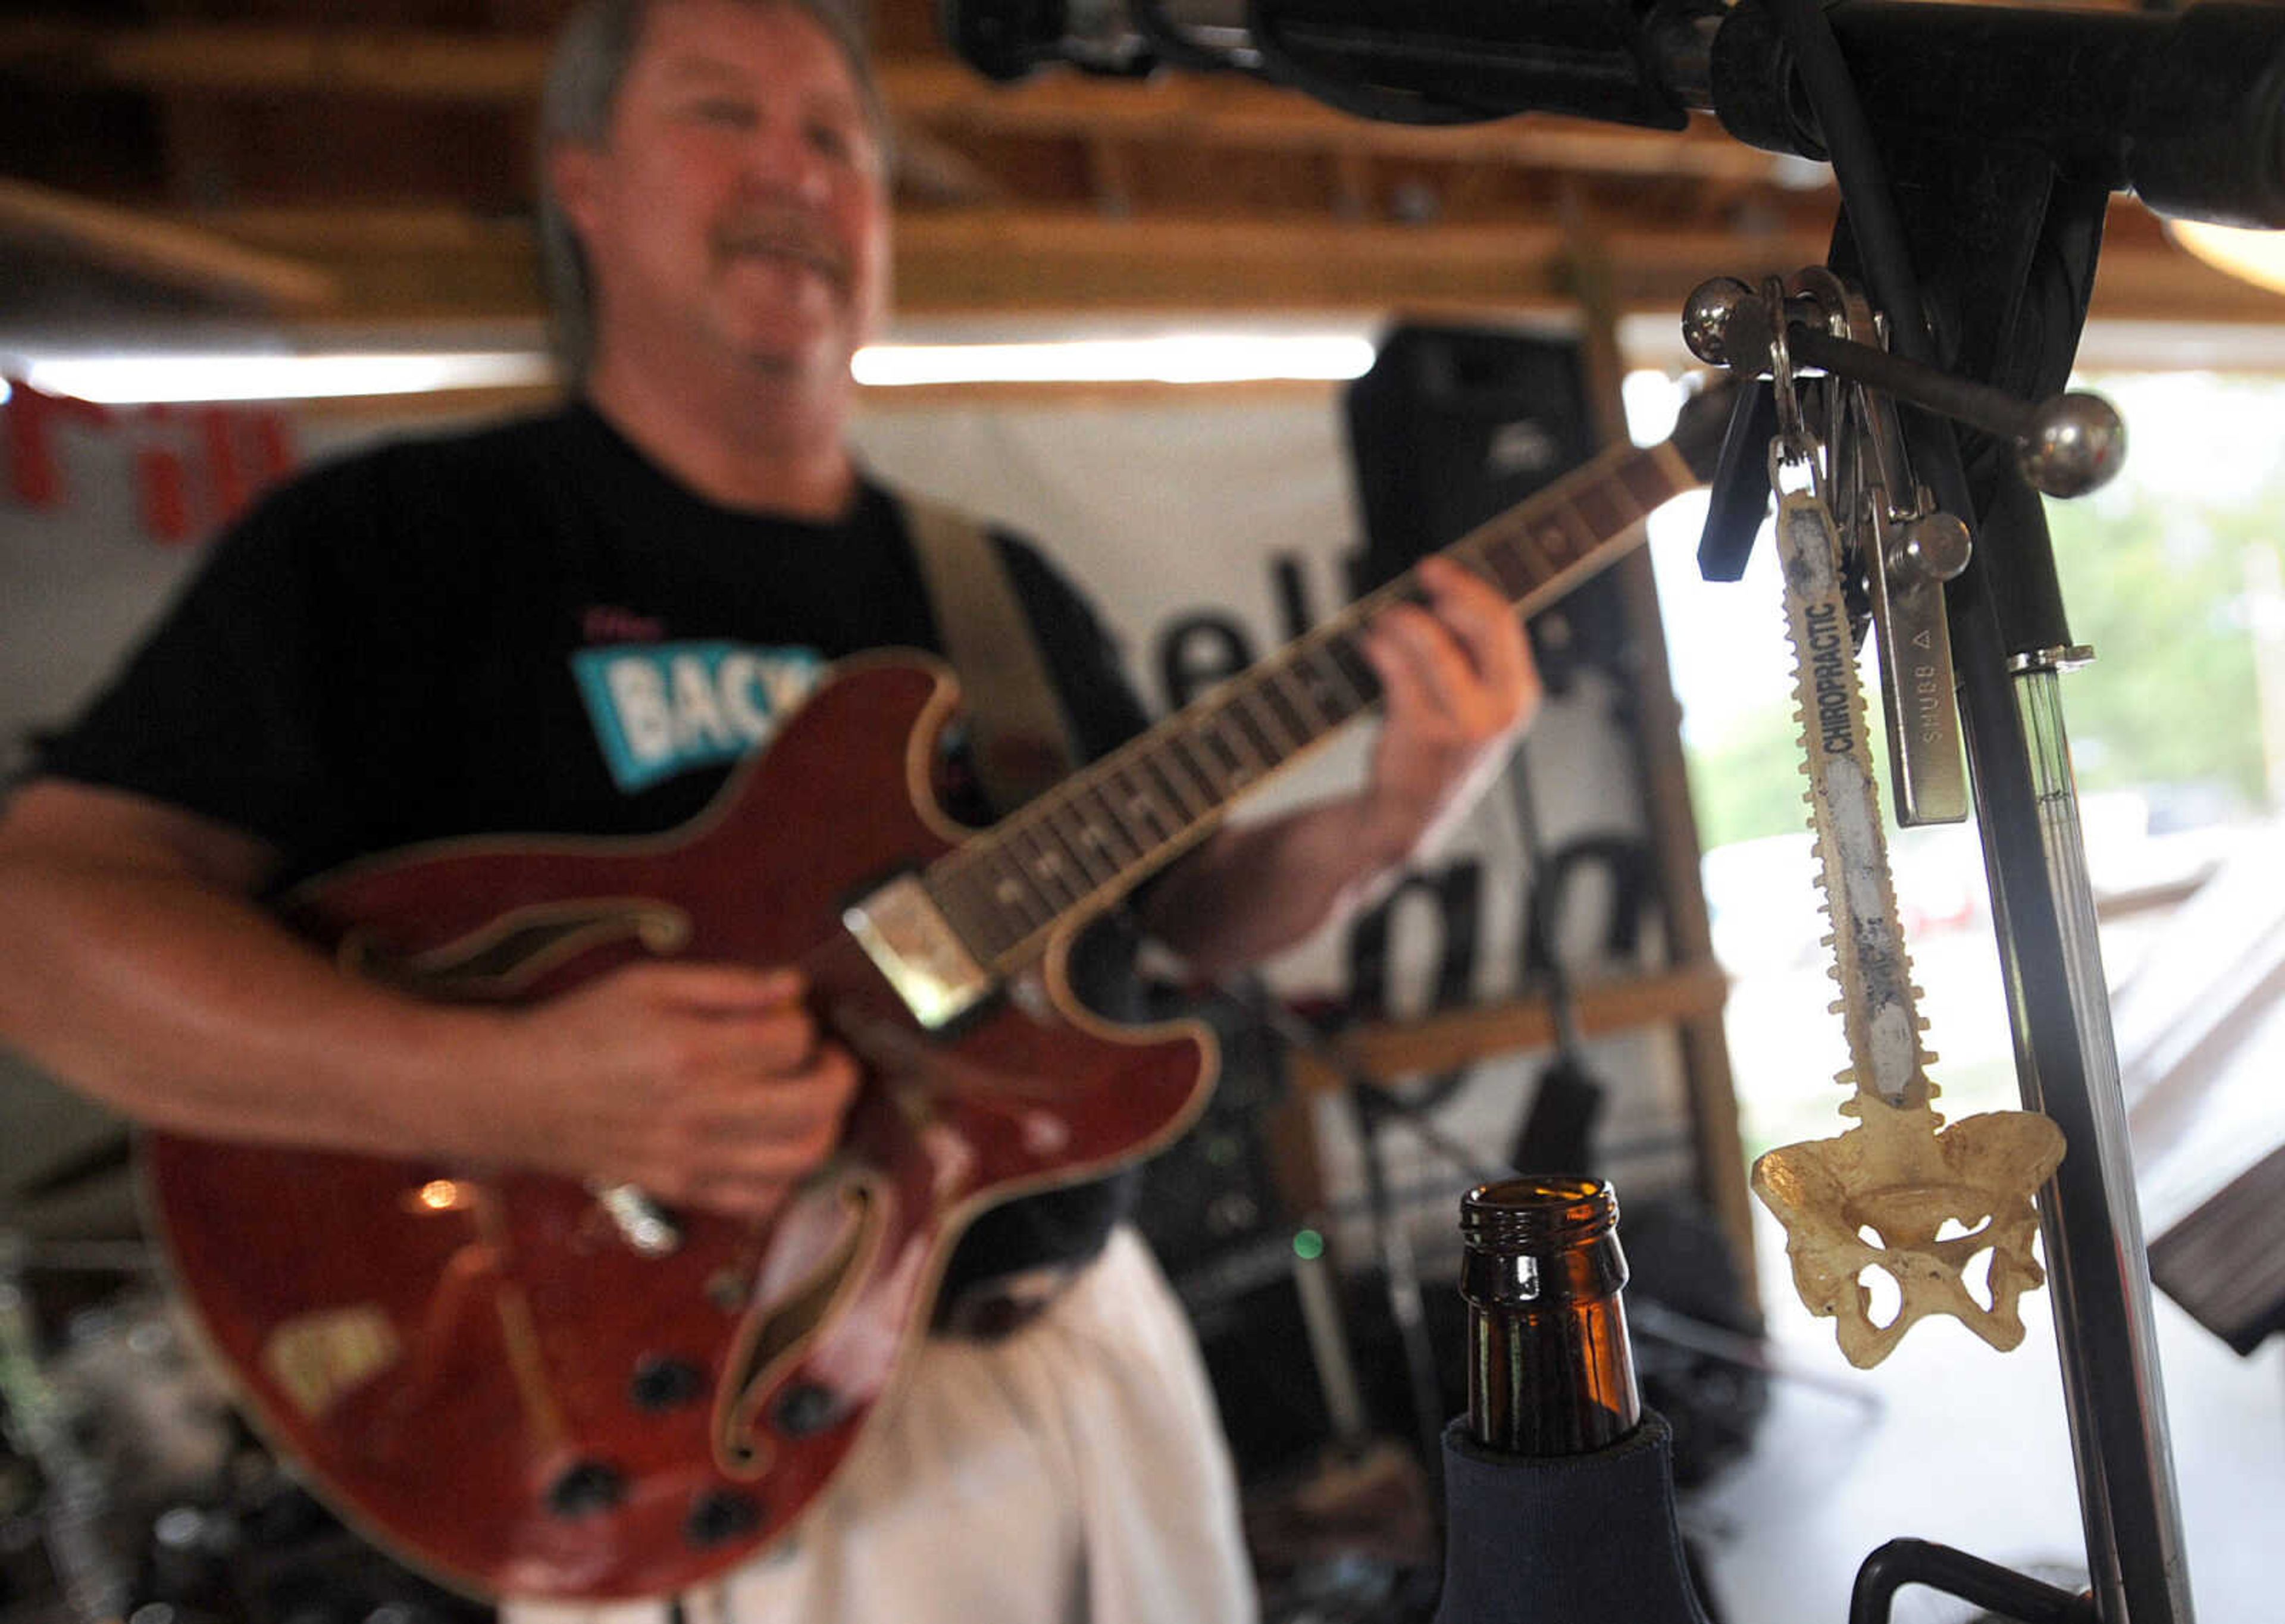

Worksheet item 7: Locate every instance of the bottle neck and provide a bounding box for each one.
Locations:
[1459,1176,1642,1456]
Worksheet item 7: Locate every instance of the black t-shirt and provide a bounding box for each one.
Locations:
[42,401,1154,1290]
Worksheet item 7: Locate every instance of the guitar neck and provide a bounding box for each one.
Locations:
[926,434,1702,971]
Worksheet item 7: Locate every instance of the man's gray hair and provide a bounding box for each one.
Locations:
[536,0,884,383]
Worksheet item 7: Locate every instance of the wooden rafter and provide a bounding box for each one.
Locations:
[0,20,547,102]
[158,201,2268,328]
[890,129,1009,206]
[0,20,1823,186]
[0,177,339,311]
[169,203,1821,318]
[1285,962,1732,1096]
[9,15,2277,331]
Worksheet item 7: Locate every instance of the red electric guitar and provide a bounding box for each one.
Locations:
[142,400,1727,1602]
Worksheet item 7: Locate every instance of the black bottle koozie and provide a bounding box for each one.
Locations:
[1432,1410,1712,1624]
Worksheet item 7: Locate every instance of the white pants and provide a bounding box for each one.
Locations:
[506,1227,1258,1624]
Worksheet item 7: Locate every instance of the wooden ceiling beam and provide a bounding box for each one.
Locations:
[885,60,1822,186]
[155,204,2285,330]
[0,20,547,102]
[1,20,1823,186]
[108,202,1813,323]
[883,128,1009,205]
[0,178,339,310]
[189,205,535,257]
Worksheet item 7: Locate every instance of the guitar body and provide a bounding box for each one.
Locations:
[141,657,1216,1602]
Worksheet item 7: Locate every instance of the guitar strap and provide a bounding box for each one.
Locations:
[899,493,1084,814]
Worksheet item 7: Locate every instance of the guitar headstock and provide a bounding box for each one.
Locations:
[1669,371,1743,486]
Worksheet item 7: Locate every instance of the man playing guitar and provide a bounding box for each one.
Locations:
[0,2,1539,1619]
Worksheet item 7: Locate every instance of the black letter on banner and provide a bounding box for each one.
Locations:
[1523,835,1653,978]
[1272,553,1317,642]
[1157,615,1254,712]
[1345,861,1483,1106]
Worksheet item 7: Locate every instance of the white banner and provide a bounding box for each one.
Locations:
[0,383,1700,1238]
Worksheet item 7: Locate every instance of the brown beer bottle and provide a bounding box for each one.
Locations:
[1432,1176,1713,1623]
[1462,1175,1640,1454]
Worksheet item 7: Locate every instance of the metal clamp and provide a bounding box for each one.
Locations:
[1682,275,2127,500]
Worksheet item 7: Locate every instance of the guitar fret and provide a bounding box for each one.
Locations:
[922,868,992,959]
[1028,819,1097,906]
[1322,630,1382,706]
[1081,779,1152,860]
[1275,663,1338,736]
[1617,450,1679,514]
[1445,532,1494,584]
[1208,706,1269,775]
[980,844,1056,933]
[962,870,1030,962]
[934,855,1019,960]
[1225,689,1289,764]
[1241,681,1305,754]
[1038,802,1118,889]
[1550,502,1600,566]
[1198,714,1256,787]
[1570,478,1633,542]
[1516,521,1563,577]
[991,829,1048,914]
[1109,764,1181,841]
[1256,674,1315,747]
[1001,828,1058,911]
[1167,730,1231,803]
[1006,819,1079,906]
[1185,738,1228,806]
[1064,786,1138,872]
[1296,643,1367,722]
[1140,749,1210,821]
[1472,530,1537,599]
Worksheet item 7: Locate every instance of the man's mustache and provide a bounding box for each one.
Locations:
[712,216,853,290]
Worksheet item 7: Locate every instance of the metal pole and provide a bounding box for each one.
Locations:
[1729,0,2198,1601]
[1945,482,2195,1624]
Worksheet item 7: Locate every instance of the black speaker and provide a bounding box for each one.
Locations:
[1132,981,1295,1278]
[1345,326,1598,592]
[1344,324,1631,699]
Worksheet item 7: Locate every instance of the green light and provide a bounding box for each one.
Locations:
[1292,1228,1325,1262]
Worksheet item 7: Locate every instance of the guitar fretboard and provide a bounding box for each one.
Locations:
[925,436,1696,969]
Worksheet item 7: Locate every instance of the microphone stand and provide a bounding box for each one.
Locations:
[1260,7,2215,1613]
[1694,4,2198,1619]
[941,4,2285,1614]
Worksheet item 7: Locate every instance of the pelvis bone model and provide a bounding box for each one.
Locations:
[1749,463,2065,1368]
[1754,1097,2064,1367]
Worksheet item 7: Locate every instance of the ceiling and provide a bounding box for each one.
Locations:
[4,0,2284,360]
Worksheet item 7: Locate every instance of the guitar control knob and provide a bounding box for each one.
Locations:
[546,1460,627,1519]
[686,1488,763,1548]
[630,1355,707,1413]
[775,1382,840,1437]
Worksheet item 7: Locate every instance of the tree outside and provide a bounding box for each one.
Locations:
[1660,371,2285,1157]
[1685,383,2281,853]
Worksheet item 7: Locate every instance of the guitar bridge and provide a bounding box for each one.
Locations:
[843,875,994,1030]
